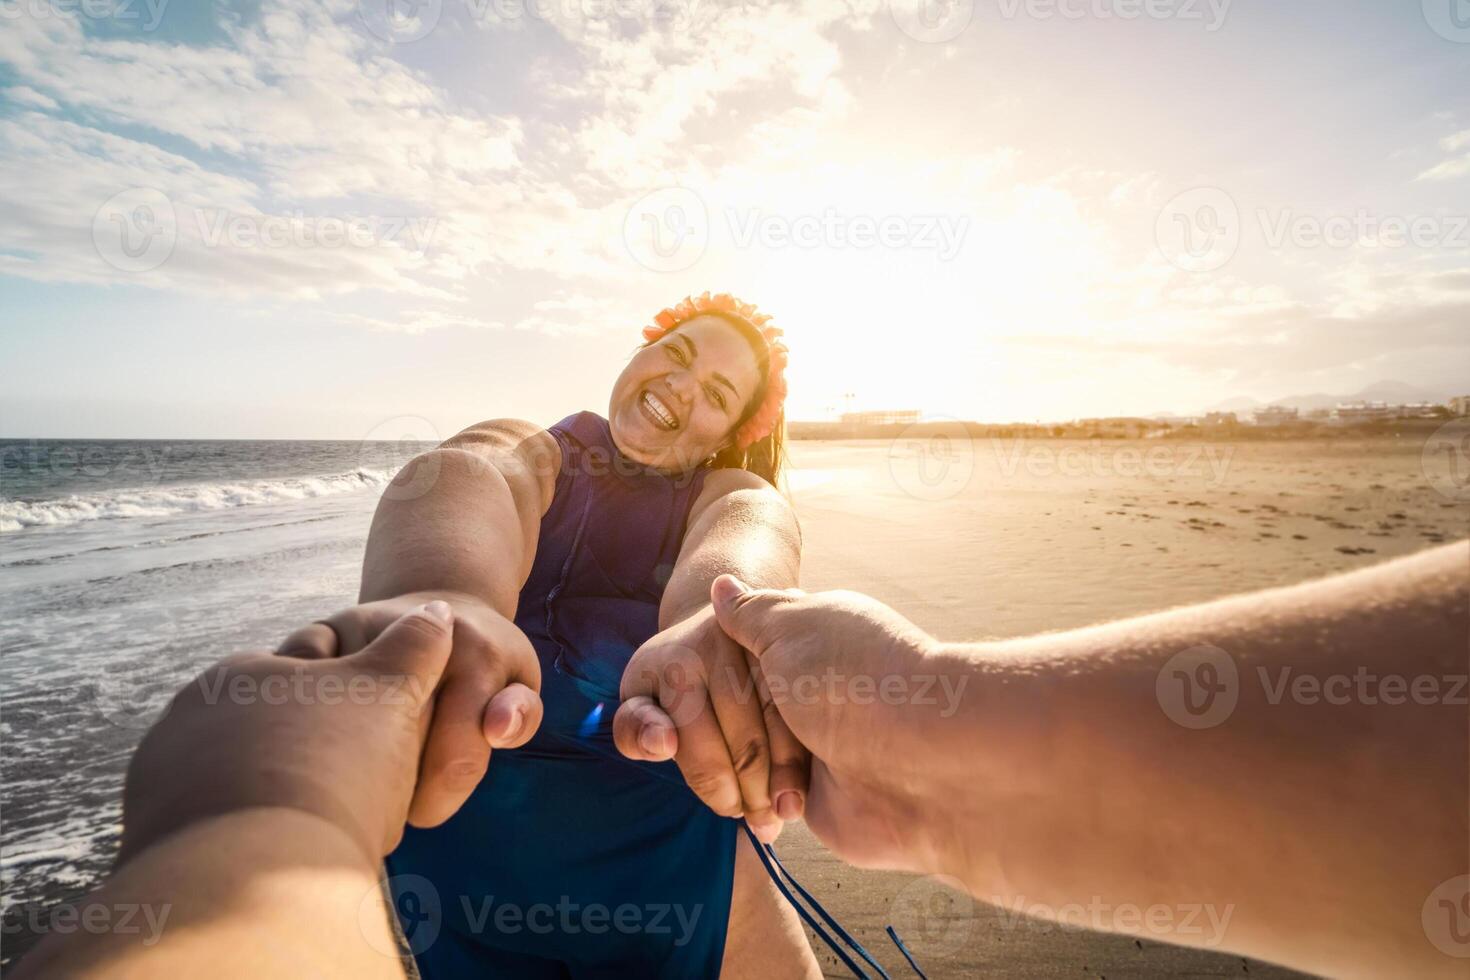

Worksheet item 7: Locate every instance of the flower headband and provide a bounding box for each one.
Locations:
[641,291,789,451]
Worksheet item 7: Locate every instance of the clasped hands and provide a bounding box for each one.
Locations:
[251,577,942,865]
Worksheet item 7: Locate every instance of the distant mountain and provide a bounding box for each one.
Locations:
[1208,381,1452,416]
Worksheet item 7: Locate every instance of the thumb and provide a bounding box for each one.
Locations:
[710,574,797,658]
[344,600,455,708]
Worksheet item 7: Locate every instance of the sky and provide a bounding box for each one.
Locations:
[1,0,1467,439]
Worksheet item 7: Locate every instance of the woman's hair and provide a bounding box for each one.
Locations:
[639,310,787,486]
[702,311,786,486]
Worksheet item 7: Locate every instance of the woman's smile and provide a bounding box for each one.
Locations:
[639,388,680,432]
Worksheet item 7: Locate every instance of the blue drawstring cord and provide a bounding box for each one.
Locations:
[742,822,925,979]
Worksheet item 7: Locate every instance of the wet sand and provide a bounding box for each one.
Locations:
[777,435,1467,979]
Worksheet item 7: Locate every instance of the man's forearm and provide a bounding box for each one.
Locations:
[929,543,1468,979]
[14,809,401,980]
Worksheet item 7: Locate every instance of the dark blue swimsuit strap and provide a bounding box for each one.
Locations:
[740,822,925,979]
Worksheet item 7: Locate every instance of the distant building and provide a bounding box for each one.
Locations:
[839,410,921,427]
[1332,401,1393,424]
[1203,411,1238,426]
[1451,396,1470,417]
[1079,417,1168,438]
[1394,402,1439,419]
[1253,405,1299,426]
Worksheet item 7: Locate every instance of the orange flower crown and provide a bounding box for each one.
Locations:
[641,291,789,452]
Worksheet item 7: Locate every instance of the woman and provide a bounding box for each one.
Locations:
[293,293,820,978]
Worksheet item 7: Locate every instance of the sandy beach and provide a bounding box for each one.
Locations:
[777,434,1464,979]
[3,434,1464,976]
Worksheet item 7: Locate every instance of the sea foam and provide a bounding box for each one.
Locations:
[0,467,393,533]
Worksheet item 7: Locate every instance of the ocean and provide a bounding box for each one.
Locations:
[0,438,431,965]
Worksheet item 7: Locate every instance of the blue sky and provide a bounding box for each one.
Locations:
[1,0,1467,438]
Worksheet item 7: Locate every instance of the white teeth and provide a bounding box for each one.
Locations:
[642,391,678,430]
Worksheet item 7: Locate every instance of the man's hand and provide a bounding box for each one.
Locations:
[123,603,462,866]
[707,575,959,873]
[277,591,543,827]
[613,604,810,844]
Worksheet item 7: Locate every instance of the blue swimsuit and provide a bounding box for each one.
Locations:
[386,412,738,978]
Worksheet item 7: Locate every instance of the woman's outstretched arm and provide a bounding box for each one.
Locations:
[709,541,1470,980]
[615,469,805,840]
[278,419,557,827]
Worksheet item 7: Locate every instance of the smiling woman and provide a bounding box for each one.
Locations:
[290,291,818,978]
[611,293,790,484]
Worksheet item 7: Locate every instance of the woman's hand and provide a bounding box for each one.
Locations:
[277,591,543,827]
[614,604,810,844]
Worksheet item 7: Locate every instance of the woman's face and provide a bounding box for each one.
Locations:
[608,314,764,472]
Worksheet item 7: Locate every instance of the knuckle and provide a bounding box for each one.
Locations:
[684,771,741,816]
[431,755,488,789]
[728,738,769,777]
